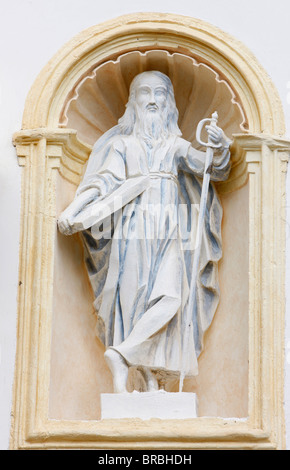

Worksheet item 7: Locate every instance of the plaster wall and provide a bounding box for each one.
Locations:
[1,0,290,449]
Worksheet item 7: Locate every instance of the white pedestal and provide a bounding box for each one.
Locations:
[101,390,198,420]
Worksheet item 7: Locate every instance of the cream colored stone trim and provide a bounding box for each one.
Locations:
[21,13,285,136]
[10,13,290,449]
[14,129,91,185]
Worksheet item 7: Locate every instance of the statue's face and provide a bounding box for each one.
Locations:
[134,74,167,115]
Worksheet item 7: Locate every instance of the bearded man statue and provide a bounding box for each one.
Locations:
[58,71,231,393]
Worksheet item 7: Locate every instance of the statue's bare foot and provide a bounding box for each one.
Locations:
[141,368,159,392]
[104,348,129,393]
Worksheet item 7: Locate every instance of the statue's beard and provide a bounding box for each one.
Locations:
[133,106,169,143]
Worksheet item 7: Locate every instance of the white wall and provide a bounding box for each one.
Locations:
[1,0,290,450]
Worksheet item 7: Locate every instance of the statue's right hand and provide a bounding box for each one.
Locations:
[57,211,74,235]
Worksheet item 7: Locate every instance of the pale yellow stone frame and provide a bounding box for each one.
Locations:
[10,13,290,449]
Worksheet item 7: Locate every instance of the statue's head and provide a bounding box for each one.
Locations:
[118,71,181,139]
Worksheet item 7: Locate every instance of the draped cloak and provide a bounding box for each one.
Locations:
[66,126,231,378]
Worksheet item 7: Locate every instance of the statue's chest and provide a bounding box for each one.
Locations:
[124,138,178,175]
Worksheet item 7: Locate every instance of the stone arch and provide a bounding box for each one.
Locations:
[22,13,285,136]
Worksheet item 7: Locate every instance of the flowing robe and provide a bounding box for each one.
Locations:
[65,128,231,378]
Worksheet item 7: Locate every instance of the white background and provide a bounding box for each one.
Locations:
[1,0,290,449]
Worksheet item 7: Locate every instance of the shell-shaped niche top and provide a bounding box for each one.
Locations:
[59,50,248,148]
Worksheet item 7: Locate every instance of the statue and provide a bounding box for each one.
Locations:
[58,71,231,394]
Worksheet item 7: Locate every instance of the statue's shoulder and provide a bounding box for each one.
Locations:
[110,134,136,155]
[174,136,192,153]
[175,135,189,144]
[93,133,142,160]
[92,132,126,154]
[113,134,141,150]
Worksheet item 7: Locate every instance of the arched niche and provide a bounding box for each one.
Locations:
[59,49,247,146]
[11,13,290,450]
[51,47,249,422]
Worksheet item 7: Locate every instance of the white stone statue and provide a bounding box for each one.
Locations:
[58,71,231,394]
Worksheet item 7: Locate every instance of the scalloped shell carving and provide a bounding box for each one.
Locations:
[60,50,248,148]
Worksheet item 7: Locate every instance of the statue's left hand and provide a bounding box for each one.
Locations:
[205,124,225,146]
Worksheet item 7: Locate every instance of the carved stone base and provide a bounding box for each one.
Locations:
[101,390,198,420]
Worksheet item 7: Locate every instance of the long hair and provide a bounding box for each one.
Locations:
[118,71,182,137]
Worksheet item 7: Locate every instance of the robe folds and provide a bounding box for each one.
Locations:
[68,126,231,378]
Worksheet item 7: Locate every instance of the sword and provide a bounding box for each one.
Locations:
[179,111,222,393]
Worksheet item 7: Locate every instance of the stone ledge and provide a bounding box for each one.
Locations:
[101,391,198,420]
